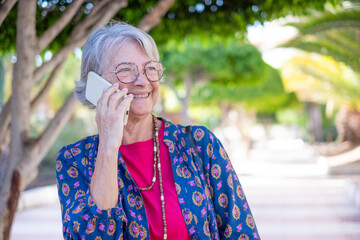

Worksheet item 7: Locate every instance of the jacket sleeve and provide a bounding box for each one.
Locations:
[194,127,260,239]
[56,145,127,239]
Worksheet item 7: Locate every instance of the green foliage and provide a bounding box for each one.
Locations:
[282,52,360,111]
[276,108,307,126]
[162,40,266,85]
[279,2,360,141]
[188,105,222,129]
[192,54,297,114]
[149,0,340,44]
[320,104,338,141]
[49,53,80,110]
[0,3,17,53]
[283,8,360,73]
[161,38,296,115]
[275,103,339,142]
[0,0,341,54]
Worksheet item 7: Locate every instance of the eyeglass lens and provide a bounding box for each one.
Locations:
[115,61,164,83]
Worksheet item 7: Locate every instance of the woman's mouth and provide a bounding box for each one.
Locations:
[132,92,150,98]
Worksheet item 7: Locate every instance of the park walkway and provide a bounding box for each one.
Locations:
[10,139,360,239]
[244,176,360,239]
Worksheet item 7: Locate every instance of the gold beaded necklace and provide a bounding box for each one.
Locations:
[137,114,167,240]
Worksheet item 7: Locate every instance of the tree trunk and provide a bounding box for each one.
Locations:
[233,107,256,160]
[336,106,360,144]
[307,102,323,142]
[218,104,255,160]
[3,170,20,240]
[0,1,36,239]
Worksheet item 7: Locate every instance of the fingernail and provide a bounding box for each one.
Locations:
[122,88,128,92]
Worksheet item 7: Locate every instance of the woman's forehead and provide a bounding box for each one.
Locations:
[107,40,151,65]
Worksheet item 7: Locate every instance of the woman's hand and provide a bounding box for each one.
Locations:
[91,83,133,210]
[95,83,133,151]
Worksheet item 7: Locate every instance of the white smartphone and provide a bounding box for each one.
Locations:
[85,71,130,125]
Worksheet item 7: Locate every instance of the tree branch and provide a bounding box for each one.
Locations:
[34,0,128,83]
[25,93,78,171]
[68,0,127,41]
[37,0,85,52]
[30,61,64,113]
[0,0,17,26]
[33,38,84,83]
[137,0,175,32]
[88,0,128,29]
[70,0,113,35]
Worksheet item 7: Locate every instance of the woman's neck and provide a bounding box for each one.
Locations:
[122,114,156,145]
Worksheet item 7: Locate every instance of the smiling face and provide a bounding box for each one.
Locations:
[101,40,160,118]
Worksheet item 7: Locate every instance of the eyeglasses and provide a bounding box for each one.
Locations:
[110,61,165,84]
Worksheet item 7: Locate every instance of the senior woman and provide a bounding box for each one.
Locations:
[56,22,260,240]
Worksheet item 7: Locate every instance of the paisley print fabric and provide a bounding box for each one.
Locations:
[56,118,260,239]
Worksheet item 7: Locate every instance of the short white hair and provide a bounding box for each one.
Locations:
[74,22,160,109]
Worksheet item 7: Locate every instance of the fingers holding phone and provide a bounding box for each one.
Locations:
[86,71,133,149]
[96,84,133,149]
[106,87,133,126]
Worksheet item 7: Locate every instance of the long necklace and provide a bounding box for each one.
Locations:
[137,114,167,239]
[136,115,158,191]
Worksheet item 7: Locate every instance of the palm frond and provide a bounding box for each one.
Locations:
[287,10,360,34]
[283,9,360,74]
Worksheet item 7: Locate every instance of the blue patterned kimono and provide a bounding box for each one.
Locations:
[56,118,260,239]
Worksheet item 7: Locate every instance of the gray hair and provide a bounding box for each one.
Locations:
[74,22,160,109]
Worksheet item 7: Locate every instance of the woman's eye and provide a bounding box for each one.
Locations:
[119,68,131,72]
[147,66,156,71]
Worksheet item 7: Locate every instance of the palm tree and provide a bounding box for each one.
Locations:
[282,1,360,145]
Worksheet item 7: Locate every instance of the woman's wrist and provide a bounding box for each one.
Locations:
[98,140,120,158]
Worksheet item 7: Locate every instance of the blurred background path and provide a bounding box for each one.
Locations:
[10,140,360,240]
[244,176,360,240]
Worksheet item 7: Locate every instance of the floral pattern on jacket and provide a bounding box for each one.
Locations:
[56,118,260,239]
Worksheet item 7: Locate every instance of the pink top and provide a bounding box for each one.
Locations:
[120,122,190,240]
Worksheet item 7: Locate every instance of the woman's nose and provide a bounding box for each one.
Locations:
[133,69,149,86]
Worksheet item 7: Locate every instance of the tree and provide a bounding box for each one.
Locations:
[161,40,267,123]
[281,52,360,143]
[0,1,175,239]
[283,6,360,74]
[0,0,341,239]
[147,0,341,44]
[281,1,360,144]
[0,0,341,52]
[161,39,295,156]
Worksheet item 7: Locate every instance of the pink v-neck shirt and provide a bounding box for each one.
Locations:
[120,122,191,239]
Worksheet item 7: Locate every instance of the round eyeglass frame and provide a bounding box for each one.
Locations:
[111,61,165,84]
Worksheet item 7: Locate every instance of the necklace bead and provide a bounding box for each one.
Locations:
[136,114,167,239]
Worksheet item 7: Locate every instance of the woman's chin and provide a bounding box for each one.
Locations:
[128,108,153,118]
[128,100,156,117]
